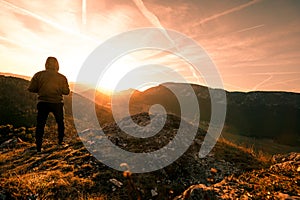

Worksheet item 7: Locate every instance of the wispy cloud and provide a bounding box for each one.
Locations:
[252,74,273,90]
[0,0,97,42]
[132,0,177,48]
[132,0,164,29]
[1,0,299,92]
[252,72,300,75]
[234,24,265,33]
[263,77,300,88]
[194,0,263,26]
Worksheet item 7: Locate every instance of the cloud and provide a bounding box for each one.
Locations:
[234,24,265,33]
[194,0,263,26]
[1,0,300,92]
[252,74,273,90]
[0,0,97,42]
[132,0,177,49]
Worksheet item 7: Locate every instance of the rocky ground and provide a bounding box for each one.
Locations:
[175,152,300,200]
[0,113,299,199]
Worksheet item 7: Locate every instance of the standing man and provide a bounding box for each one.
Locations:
[28,57,70,152]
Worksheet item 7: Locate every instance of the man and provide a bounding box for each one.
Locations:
[28,57,70,152]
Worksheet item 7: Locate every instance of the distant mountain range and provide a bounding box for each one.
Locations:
[124,83,300,145]
[1,74,299,145]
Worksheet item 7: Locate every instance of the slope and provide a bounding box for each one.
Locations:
[128,82,300,145]
[0,112,277,200]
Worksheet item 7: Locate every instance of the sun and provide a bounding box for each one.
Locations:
[95,49,207,93]
[96,55,137,93]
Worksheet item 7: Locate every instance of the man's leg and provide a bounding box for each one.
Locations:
[36,102,49,152]
[52,103,65,144]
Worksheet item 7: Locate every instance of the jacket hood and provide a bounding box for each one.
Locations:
[45,57,59,71]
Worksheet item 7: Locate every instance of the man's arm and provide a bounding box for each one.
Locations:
[61,76,70,95]
[28,74,39,93]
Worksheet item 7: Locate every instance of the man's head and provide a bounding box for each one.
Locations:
[45,57,59,71]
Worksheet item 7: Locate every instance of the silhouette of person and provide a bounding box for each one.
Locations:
[28,57,70,152]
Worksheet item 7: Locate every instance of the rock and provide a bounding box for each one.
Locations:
[276,192,290,199]
[151,188,158,197]
[210,168,218,174]
[0,138,17,148]
[17,137,24,143]
[109,178,123,188]
[174,184,219,200]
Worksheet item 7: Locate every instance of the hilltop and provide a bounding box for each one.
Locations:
[0,113,299,199]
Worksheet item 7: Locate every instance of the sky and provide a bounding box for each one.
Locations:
[0,0,300,93]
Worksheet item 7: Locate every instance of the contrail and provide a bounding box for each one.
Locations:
[195,0,263,26]
[235,24,265,33]
[132,0,177,48]
[263,77,300,88]
[0,0,97,42]
[252,74,273,90]
[252,71,300,75]
[224,82,248,91]
[132,0,208,85]
[82,0,87,25]
[132,0,164,29]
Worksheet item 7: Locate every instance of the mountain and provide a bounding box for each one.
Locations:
[1,74,299,147]
[0,112,299,199]
[226,90,300,145]
[126,82,300,146]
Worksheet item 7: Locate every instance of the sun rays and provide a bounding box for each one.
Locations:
[0,0,299,93]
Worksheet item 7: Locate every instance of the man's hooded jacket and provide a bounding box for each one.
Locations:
[28,58,70,103]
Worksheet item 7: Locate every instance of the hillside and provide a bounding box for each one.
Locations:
[0,113,299,199]
[0,72,31,81]
[0,75,113,128]
[0,75,300,199]
[1,75,299,152]
[0,75,37,127]
[2,75,299,146]
[125,83,300,146]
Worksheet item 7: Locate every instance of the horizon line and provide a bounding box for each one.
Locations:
[1,71,299,94]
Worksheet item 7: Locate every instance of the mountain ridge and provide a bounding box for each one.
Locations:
[125,82,300,146]
[1,74,300,146]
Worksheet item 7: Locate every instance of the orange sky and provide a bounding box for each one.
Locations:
[0,0,300,92]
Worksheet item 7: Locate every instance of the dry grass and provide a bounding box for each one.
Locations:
[214,137,272,171]
[0,140,108,199]
[1,170,96,199]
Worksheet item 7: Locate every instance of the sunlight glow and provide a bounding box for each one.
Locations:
[96,49,207,93]
[0,0,300,93]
